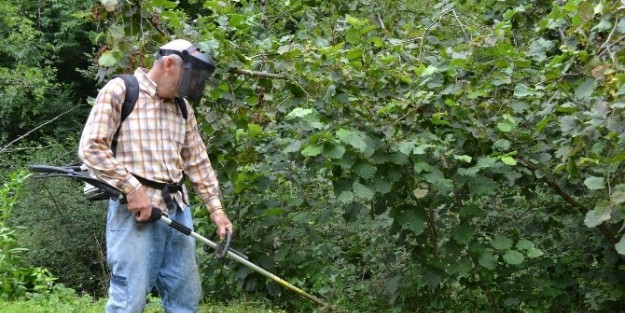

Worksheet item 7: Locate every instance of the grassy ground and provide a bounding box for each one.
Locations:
[2,301,286,313]
[1,290,287,313]
[2,300,287,313]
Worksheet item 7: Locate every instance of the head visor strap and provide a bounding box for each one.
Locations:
[159,45,215,73]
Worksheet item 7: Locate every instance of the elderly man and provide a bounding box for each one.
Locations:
[79,39,233,313]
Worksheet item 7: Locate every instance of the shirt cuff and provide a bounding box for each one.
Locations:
[205,196,223,213]
[120,175,142,195]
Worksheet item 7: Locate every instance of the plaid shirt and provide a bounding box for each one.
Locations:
[78,68,222,212]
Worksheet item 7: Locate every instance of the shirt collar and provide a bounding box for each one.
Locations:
[135,68,157,97]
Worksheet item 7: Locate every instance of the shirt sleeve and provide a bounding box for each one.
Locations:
[180,102,223,212]
[78,78,142,195]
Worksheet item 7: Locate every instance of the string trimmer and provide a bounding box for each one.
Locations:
[28,164,339,312]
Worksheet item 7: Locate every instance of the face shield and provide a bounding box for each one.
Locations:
[159,45,216,101]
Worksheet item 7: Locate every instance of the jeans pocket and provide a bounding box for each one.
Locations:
[107,200,131,232]
[108,274,128,310]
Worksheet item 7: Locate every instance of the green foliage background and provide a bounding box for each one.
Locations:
[1,0,625,312]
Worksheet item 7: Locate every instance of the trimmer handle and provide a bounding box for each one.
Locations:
[136,207,164,224]
[206,229,234,259]
[214,230,232,259]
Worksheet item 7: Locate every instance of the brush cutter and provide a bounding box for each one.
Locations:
[28,165,338,312]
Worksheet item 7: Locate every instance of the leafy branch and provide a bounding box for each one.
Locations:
[230,68,286,79]
[518,159,623,257]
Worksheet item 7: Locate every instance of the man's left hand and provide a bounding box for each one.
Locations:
[210,209,233,240]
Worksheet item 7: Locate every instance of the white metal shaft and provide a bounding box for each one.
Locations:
[158,215,330,307]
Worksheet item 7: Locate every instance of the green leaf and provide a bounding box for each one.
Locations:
[261,208,286,217]
[323,84,336,100]
[343,203,363,222]
[346,48,362,60]
[197,40,220,54]
[503,250,525,265]
[477,157,498,169]
[354,161,376,179]
[513,84,531,97]
[277,44,291,54]
[287,83,306,97]
[491,235,513,250]
[574,79,597,99]
[478,251,497,270]
[448,257,473,275]
[615,235,625,256]
[337,191,354,204]
[526,247,544,258]
[497,121,513,132]
[454,155,472,163]
[247,124,263,137]
[345,28,361,44]
[468,175,499,196]
[423,270,441,289]
[286,108,323,129]
[414,162,432,174]
[336,129,368,154]
[152,0,178,9]
[421,65,438,77]
[286,108,313,119]
[535,115,551,133]
[515,239,534,251]
[584,176,605,190]
[452,223,474,245]
[500,156,517,166]
[323,142,345,159]
[301,144,322,156]
[424,169,453,191]
[497,114,516,133]
[283,140,302,153]
[584,200,612,228]
[431,112,449,126]
[396,140,416,156]
[98,52,117,67]
[460,204,485,218]
[611,184,625,205]
[373,178,392,194]
[353,182,374,200]
[398,210,426,236]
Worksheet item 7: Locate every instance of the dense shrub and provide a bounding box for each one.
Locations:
[0,171,56,299]
[5,140,108,297]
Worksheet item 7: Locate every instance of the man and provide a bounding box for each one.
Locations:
[79,39,233,313]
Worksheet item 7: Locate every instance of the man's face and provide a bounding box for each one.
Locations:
[158,56,184,99]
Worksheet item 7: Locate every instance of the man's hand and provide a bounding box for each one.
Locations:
[210,209,233,240]
[126,186,152,222]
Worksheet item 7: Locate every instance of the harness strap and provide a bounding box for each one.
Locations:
[133,174,188,211]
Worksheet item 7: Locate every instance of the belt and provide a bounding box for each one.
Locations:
[133,174,187,211]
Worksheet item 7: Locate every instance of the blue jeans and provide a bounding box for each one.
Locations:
[106,200,202,313]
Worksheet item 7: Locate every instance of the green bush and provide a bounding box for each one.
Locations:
[5,140,109,297]
[0,170,56,299]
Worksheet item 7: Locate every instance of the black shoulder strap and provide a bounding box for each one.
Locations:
[111,74,139,156]
[175,97,189,120]
[117,75,140,123]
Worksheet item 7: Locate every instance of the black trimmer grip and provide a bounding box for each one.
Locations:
[215,231,232,258]
[167,213,193,236]
[137,207,164,225]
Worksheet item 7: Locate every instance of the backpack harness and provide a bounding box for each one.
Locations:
[113,74,188,210]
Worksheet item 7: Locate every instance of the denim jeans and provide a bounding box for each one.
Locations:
[106,199,202,313]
